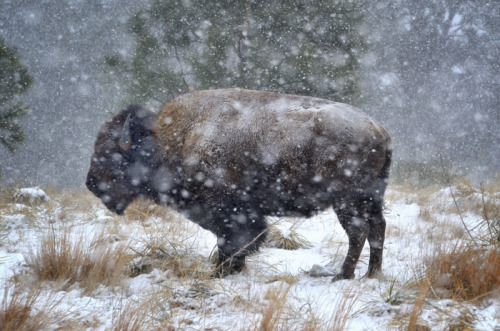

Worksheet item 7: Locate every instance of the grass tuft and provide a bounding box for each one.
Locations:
[423,244,500,301]
[0,284,43,331]
[130,219,212,279]
[265,224,312,250]
[257,284,291,331]
[111,301,152,331]
[0,282,80,330]
[24,225,132,294]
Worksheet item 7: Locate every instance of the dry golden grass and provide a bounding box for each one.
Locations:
[391,285,480,330]
[48,189,98,218]
[251,283,361,331]
[385,178,499,329]
[24,225,133,294]
[266,224,312,250]
[263,272,300,286]
[1,186,101,227]
[418,207,436,223]
[0,284,45,331]
[407,283,430,331]
[422,244,500,301]
[256,284,291,331]
[126,198,173,223]
[0,282,81,330]
[135,279,224,330]
[0,186,15,207]
[448,182,499,215]
[111,302,153,331]
[385,184,441,207]
[319,285,361,331]
[130,241,210,279]
[130,218,213,279]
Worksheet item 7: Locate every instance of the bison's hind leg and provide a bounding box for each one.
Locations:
[213,215,268,277]
[331,192,387,281]
[332,198,370,281]
[366,170,389,278]
[366,199,386,278]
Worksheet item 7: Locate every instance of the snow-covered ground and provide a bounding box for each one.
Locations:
[0,186,498,330]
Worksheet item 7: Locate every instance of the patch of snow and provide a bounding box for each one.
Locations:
[13,187,50,204]
[0,187,498,329]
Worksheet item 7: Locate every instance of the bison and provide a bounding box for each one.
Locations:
[86,89,392,280]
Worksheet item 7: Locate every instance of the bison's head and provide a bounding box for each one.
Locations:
[86,105,158,215]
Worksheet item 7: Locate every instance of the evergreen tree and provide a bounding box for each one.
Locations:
[107,0,366,106]
[0,37,33,153]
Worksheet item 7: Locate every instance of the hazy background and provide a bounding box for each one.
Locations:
[0,0,498,188]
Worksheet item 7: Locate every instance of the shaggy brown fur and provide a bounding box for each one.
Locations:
[86,89,392,279]
[155,89,388,193]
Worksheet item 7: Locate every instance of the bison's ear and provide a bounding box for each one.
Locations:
[119,114,132,151]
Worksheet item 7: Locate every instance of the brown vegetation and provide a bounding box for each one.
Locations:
[0,284,45,331]
[24,226,132,294]
[0,282,79,330]
[257,285,291,331]
[423,244,500,301]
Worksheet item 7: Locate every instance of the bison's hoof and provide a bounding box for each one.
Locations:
[364,270,382,279]
[331,273,354,282]
[211,267,242,278]
[212,260,245,278]
[211,267,233,278]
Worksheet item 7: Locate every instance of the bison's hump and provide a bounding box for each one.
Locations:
[154,89,389,187]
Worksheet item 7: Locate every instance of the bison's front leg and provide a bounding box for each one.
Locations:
[213,250,246,278]
[212,214,268,278]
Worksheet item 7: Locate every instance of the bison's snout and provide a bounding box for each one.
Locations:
[86,174,124,214]
[104,201,126,215]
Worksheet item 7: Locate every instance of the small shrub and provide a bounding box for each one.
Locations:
[382,278,406,305]
[265,224,312,250]
[131,218,212,279]
[24,226,132,294]
[0,284,43,331]
[130,242,209,279]
[424,244,500,301]
[0,282,77,330]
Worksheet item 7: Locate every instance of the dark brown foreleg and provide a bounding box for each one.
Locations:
[214,250,246,278]
[213,214,267,278]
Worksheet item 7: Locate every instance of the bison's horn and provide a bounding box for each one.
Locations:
[119,114,132,151]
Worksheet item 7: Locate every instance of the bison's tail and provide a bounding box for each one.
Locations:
[371,139,392,203]
[379,139,392,184]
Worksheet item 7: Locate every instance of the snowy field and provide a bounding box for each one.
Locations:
[0,184,498,330]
